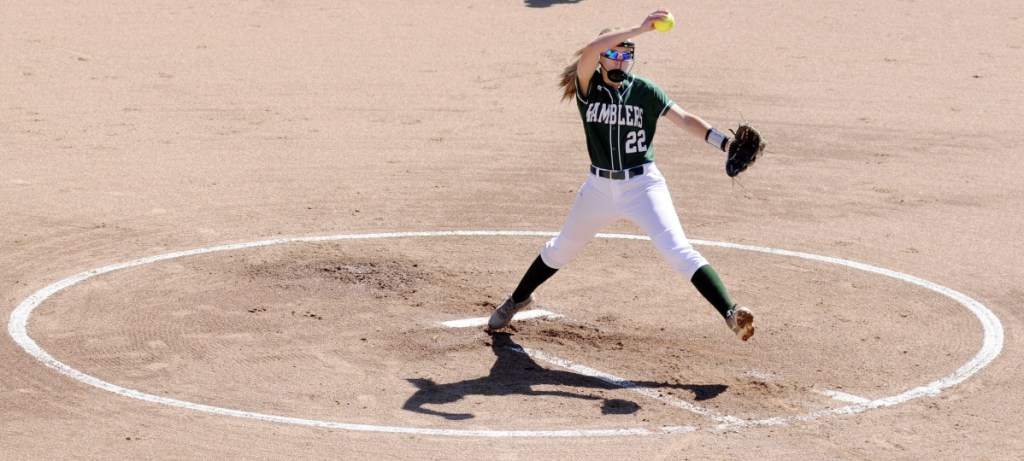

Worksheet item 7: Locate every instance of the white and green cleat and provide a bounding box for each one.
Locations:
[487,294,536,330]
[726,306,755,341]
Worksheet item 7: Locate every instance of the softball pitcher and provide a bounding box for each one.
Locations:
[488,9,759,341]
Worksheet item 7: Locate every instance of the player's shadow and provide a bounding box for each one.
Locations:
[402,331,727,420]
[523,0,585,8]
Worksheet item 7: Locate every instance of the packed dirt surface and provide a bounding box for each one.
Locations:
[3,1,1022,459]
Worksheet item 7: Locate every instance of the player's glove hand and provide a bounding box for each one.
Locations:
[725,123,766,177]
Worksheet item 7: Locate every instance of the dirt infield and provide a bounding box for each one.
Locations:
[3,1,1023,459]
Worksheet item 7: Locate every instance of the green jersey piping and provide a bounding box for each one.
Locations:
[575,69,674,170]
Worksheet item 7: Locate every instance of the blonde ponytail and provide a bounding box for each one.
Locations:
[558,47,585,102]
[558,27,621,102]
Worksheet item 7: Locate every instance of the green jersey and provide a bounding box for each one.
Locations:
[576,69,674,170]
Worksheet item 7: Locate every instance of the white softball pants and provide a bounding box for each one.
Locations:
[540,163,709,279]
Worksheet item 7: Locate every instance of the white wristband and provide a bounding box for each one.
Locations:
[705,128,729,152]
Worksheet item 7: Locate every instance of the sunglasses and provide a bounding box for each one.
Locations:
[602,49,635,61]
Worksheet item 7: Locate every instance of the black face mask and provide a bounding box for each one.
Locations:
[600,55,633,83]
[606,69,628,83]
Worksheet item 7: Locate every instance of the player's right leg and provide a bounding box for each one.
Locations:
[539,177,618,269]
[488,177,616,330]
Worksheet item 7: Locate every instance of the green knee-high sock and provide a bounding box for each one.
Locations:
[690,265,736,319]
[511,255,558,303]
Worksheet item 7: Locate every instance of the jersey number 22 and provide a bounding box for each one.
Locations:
[625,130,647,154]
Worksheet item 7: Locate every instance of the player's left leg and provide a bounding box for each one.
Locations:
[620,165,754,340]
[619,165,708,281]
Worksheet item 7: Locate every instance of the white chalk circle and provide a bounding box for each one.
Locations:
[7,231,1004,436]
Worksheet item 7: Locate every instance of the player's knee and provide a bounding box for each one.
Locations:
[662,247,708,279]
[541,238,584,269]
[678,256,709,279]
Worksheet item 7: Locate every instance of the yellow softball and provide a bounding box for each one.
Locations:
[654,12,675,32]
